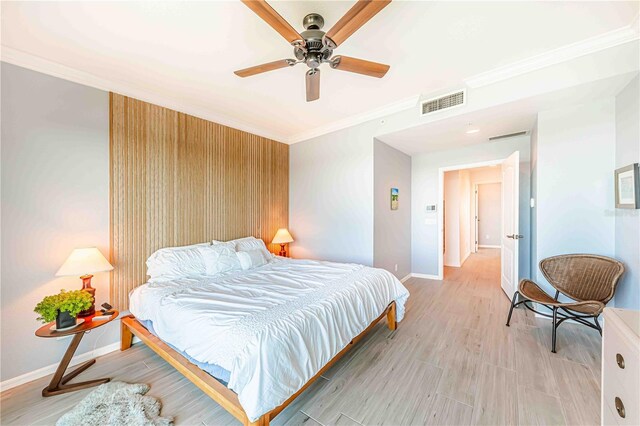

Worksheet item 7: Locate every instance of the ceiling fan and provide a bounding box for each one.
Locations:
[234,0,392,102]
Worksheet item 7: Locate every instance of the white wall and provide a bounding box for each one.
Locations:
[373,140,412,279]
[470,167,502,183]
[614,75,640,310]
[1,63,117,383]
[443,171,461,267]
[289,122,376,265]
[458,170,471,265]
[533,98,616,293]
[442,169,472,267]
[412,136,531,277]
[478,183,502,247]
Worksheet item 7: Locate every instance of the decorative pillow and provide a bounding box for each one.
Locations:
[146,243,209,283]
[236,249,269,270]
[213,236,273,260]
[198,242,242,275]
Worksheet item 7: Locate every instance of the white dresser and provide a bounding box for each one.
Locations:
[602,308,640,426]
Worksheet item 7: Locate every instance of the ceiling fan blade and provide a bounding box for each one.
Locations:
[324,0,391,47]
[306,69,320,102]
[234,59,294,77]
[241,0,304,45]
[331,56,390,78]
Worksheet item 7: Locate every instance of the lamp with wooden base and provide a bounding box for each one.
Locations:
[56,247,113,317]
[271,228,294,257]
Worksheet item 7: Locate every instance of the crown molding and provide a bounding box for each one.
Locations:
[0,46,287,143]
[1,45,419,145]
[465,17,640,88]
[3,15,638,145]
[285,94,420,144]
[289,18,640,143]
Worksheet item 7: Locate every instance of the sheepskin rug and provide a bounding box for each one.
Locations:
[56,381,173,426]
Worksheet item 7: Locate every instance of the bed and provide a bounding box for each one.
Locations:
[121,240,410,426]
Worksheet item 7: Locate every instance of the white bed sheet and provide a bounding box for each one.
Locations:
[129,257,410,421]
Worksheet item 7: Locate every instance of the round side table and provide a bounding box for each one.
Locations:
[35,311,118,397]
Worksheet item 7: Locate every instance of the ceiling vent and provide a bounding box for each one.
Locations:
[420,90,465,115]
[488,131,528,141]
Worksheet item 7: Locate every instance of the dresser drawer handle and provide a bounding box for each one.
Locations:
[615,397,626,419]
[616,353,625,369]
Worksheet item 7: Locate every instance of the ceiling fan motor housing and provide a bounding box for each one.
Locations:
[295,13,333,68]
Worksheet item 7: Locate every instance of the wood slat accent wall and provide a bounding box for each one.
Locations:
[110,93,289,309]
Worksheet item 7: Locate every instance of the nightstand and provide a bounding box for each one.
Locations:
[35,310,118,396]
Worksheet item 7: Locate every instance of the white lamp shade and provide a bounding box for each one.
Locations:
[56,247,114,277]
[272,228,294,244]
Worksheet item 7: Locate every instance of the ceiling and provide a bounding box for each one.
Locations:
[378,72,638,155]
[2,1,638,142]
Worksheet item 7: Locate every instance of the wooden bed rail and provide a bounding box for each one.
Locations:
[121,301,397,426]
[121,315,246,422]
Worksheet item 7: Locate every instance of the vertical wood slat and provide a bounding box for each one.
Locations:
[109,93,289,310]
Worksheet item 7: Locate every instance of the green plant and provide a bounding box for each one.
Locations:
[34,289,93,323]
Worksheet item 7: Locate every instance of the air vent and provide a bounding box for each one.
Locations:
[420,90,465,115]
[488,131,528,141]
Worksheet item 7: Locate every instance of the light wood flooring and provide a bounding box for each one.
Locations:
[1,249,602,425]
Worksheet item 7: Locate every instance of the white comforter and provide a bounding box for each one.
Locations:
[129,257,410,421]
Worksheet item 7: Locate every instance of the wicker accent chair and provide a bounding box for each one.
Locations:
[505,254,624,352]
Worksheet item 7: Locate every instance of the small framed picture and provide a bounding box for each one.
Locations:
[615,163,640,209]
[390,188,399,210]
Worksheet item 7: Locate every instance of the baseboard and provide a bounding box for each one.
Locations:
[460,251,470,266]
[400,273,412,283]
[411,273,441,280]
[0,341,121,393]
[478,245,501,249]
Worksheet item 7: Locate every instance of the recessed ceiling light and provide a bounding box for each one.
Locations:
[465,123,479,134]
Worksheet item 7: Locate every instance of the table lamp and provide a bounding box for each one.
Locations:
[272,228,294,257]
[56,247,113,317]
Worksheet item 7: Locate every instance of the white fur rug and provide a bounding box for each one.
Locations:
[56,381,173,426]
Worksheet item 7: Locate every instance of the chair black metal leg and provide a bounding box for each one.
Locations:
[594,315,602,336]
[551,307,558,353]
[506,291,520,326]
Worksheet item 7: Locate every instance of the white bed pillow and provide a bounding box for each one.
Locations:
[146,243,209,283]
[236,249,269,270]
[213,236,273,260]
[212,236,255,249]
[198,242,242,275]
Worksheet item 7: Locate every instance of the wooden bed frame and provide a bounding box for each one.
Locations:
[121,301,397,426]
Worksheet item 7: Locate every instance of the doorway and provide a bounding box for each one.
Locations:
[474,181,502,252]
[438,152,521,298]
[443,165,501,270]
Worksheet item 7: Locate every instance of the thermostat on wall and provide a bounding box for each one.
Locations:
[426,205,437,212]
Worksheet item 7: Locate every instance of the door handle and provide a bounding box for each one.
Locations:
[506,234,524,239]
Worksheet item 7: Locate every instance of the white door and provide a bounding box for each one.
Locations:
[474,185,479,253]
[501,151,520,299]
